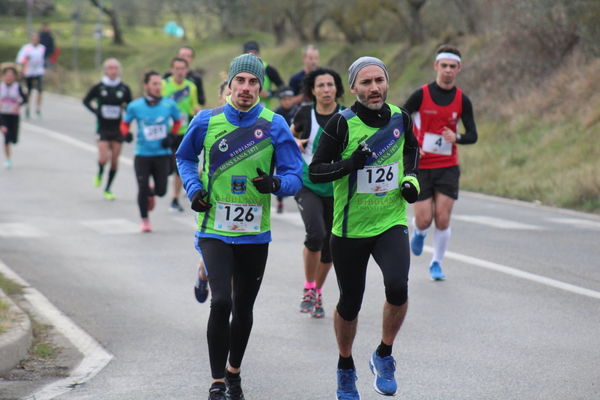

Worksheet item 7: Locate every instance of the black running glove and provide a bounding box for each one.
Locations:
[123,132,133,143]
[252,168,281,194]
[161,134,175,148]
[349,142,373,171]
[400,175,420,204]
[191,189,212,212]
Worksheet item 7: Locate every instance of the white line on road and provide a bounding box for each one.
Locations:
[0,259,113,400]
[79,218,140,234]
[453,214,543,230]
[0,222,47,238]
[547,217,600,230]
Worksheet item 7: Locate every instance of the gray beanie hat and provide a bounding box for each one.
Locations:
[348,56,389,88]
[228,53,264,88]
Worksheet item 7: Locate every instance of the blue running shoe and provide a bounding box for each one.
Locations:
[410,232,425,256]
[194,269,209,303]
[336,369,360,400]
[429,261,446,281]
[369,351,397,396]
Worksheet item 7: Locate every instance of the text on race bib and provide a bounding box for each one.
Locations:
[142,124,167,141]
[100,105,122,119]
[214,202,263,233]
[0,100,18,114]
[357,162,399,194]
[422,132,452,155]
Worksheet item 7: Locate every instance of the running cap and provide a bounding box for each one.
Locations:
[243,40,260,53]
[228,53,264,88]
[348,56,389,88]
[278,87,294,98]
[435,52,461,63]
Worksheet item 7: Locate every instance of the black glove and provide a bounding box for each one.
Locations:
[350,142,373,171]
[400,175,420,204]
[252,168,281,194]
[123,132,133,143]
[191,189,212,212]
[161,134,175,148]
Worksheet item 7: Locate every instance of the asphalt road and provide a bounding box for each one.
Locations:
[1,93,599,399]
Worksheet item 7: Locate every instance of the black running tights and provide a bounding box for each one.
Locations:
[134,155,170,218]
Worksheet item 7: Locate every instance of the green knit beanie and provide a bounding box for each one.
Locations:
[227,53,264,89]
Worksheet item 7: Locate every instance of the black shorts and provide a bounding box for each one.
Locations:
[97,129,123,143]
[294,187,333,263]
[417,165,460,201]
[1,114,20,144]
[25,75,43,93]
[170,134,184,175]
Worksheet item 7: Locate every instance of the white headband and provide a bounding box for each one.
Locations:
[435,52,461,63]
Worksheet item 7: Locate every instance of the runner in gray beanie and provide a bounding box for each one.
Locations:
[228,53,265,89]
[348,56,389,88]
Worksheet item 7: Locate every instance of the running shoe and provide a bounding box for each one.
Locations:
[410,231,425,256]
[208,383,227,400]
[103,191,116,200]
[369,351,397,396]
[140,218,152,233]
[93,174,102,187]
[429,261,446,281]
[225,372,245,400]
[3,160,12,169]
[300,288,316,313]
[312,293,324,318]
[336,369,360,400]
[169,198,184,212]
[194,270,209,304]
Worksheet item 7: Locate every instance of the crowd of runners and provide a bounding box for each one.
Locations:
[2,35,477,400]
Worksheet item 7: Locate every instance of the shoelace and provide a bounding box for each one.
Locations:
[302,290,315,302]
[338,370,357,390]
[378,357,396,378]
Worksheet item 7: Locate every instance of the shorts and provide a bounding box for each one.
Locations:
[1,114,20,144]
[170,134,184,175]
[97,129,123,143]
[417,165,460,201]
[294,187,333,263]
[25,75,43,93]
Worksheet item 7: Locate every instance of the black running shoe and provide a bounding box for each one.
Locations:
[208,383,227,400]
[225,372,245,400]
[194,267,209,304]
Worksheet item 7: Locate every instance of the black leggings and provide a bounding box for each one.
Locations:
[134,155,170,218]
[294,187,333,263]
[331,225,410,321]
[199,238,269,379]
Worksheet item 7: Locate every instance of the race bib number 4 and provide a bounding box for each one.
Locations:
[357,163,399,194]
[101,105,122,119]
[422,132,452,155]
[142,124,167,141]
[214,202,262,233]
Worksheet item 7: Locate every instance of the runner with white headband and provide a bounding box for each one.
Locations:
[403,44,478,281]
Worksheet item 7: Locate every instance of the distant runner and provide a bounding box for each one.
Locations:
[0,65,28,169]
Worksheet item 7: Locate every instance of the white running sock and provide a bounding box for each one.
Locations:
[412,217,429,237]
[432,227,451,264]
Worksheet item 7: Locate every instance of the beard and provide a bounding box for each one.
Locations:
[357,89,387,110]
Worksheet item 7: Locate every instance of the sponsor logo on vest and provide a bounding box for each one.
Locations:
[100,89,108,97]
[231,175,247,194]
[393,128,400,138]
[423,109,437,114]
[116,90,123,98]
[254,129,264,139]
[219,138,228,152]
[215,129,228,139]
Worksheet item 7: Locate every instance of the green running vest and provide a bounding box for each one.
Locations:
[332,105,408,238]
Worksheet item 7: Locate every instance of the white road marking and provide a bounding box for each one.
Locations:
[547,217,600,230]
[0,259,113,400]
[79,218,140,234]
[0,222,46,238]
[453,214,543,230]
[24,122,133,166]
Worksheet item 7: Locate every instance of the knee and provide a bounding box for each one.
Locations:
[336,299,361,321]
[210,296,232,315]
[385,281,408,306]
[434,215,450,230]
[305,233,326,252]
[154,185,168,197]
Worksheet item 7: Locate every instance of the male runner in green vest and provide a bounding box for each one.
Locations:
[309,57,420,400]
[176,53,303,400]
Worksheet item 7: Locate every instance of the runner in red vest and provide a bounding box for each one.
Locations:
[403,45,478,280]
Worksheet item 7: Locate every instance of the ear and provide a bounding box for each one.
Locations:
[350,85,357,95]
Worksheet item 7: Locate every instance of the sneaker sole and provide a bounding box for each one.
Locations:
[369,357,397,396]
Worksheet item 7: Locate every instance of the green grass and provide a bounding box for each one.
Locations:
[0,299,10,334]
[0,274,24,296]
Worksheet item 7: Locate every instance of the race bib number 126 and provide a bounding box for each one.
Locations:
[357,163,399,194]
[214,202,262,233]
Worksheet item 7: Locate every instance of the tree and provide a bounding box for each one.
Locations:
[89,0,125,45]
[384,0,427,45]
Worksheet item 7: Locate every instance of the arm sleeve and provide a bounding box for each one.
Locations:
[123,85,133,105]
[123,102,135,123]
[308,114,355,183]
[458,95,478,145]
[175,110,211,200]
[290,106,308,137]
[270,114,303,197]
[401,108,419,175]
[15,45,26,64]
[266,65,284,88]
[195,76,206,106]
[82,84,98,114]
[402,88,423,114]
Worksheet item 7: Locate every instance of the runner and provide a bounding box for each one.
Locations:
[0,65,28,169]
[164,45,206,107]
[242,41,284,110]
[162,57,201,212]
[176,53,302,400]
[288,44,320,105]
[15,33,46,118]
[120,70,181,232]
[290,68,345,318]
[83,58,132,199]
[403,45,478,280]
[309,57,419,399]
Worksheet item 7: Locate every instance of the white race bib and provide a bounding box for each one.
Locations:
[357,162,399,194]
[214,202,262,233]
[422,132,452,155]
[100,105,122,119]
[142,124,167,141]
[0,100,17,114]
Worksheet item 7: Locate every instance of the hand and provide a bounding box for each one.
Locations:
[350,142,374,170]
[123,132,133,143]
[252,168,281,194]
[191,189,212,212]
[0,126,7,134]
[441,127,457,143]
[295,138,309,153]
[400,175,420,204]
[161,134,175,148]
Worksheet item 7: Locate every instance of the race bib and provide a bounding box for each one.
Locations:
[422,132,452,155]
[357,162,399,194]
[142,124,167,141]
[0,100,17,114]
[214,202,262,233]
[100,105,122,119]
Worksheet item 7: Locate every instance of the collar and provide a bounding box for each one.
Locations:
[223,95,264,126]
[101,76,122,87]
